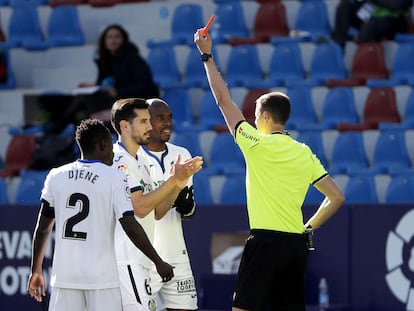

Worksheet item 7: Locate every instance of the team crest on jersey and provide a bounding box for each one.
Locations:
[116,163,130,178]
[147,299,156,311]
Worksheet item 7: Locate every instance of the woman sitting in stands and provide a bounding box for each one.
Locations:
[49,24,159,133]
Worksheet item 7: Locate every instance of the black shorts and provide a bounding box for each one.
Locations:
[232,229,308,311]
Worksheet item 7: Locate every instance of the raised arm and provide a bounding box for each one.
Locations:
[194,29,245,135]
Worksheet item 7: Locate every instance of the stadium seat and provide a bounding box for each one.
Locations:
[88,0,119,7]
[308,42,347,86]
[7,3,49,50]
[337,87,400,131]
[210,1,249,43]
[170,131,202,159]
[385,175,414,203]
[296,131,328,168]
[329,131,369,175]
[344,174,378,204]
[0,177,8,204]
[170,3,204,45]
[196,91,226,131]
[368,42,414,87]
[371,130,411,174]
[183,46,219,89]
[380,88,414,130]
[15,169,49,205]
[286,86,318,130]
[193,172,213,205]
[225,44,265,88]
[49,0,87,7]
[162,88,193,131]
[326,43,388,87]
[0,134,37,178]
[241,88,270,125]
[294,1,331,40]
[319,87,358,129]
[146,45,181,89]
[219,173,246,205]
[46,5,85,47]
[265,42,305,87]
[229,1,289,45]
[207,132,245,175]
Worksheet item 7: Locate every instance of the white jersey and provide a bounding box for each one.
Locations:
[139,142,193,264]
[41,159,133,290]
[112,141,155,269]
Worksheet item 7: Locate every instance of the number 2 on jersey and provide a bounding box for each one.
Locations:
[63,193,89,240]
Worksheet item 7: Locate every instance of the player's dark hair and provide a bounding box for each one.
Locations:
[111,98,149,134]
[258,92,291,125]
[76,119,110,154]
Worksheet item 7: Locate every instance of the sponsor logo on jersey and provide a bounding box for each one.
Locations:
[239,126,259,142]
[116,163,129,178]
[175,278,196,293]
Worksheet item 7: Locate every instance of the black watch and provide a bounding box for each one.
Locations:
[200,53,212,62]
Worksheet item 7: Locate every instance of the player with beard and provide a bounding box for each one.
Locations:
[110,98,203,311]
[139,98,198,311]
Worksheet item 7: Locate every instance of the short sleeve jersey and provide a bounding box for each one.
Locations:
[235,121,328,233]
[113,141,155,268]
[41,160,133,289]
[139,143,193,264]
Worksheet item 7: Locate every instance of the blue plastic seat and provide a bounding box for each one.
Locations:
[0,178,8,204]
[296,131,328,168]
[170,3,204,45]
[266,42,305,87]
[207,132,245,175]
[371,130,411,174]
[286,86,317,130]
[7,3,49,50]
[196,91,225,131]
[368,42,414,87]
[46,5,85,47]
[183,46,218,88]
[210,1,249,43]
[344,174,378,204]
[322,87,358,128]
[329,132,369,175]
[162,88,193,131]
[15,170,49,205]
[225,44,265,88]
[219,173,246,205]
[308,42,347,85]
[385,175,414,203]
[170,131,202,158]
[146,45,181,89]
[294,1,331,39]
[193,171,213,205]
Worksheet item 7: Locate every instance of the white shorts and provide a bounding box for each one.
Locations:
[48,287,122,311]
[150,262,198,310]
[118,263,156,311]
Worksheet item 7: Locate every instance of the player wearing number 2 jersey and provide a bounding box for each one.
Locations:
[140,98,198,310]
[27,119,173,311]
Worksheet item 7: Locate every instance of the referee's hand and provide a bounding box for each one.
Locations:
[156,261,175,283]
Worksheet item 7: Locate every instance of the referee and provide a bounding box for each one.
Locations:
[194,30,345,311]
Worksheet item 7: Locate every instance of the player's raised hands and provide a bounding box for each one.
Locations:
[172,154,203,188]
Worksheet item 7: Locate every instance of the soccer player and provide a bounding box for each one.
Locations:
[194,30,345,310]
[140,98,198,311]
[27,119,174,311]
[110,98,203,311]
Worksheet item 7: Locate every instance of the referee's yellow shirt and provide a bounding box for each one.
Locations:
[235,121,328,234]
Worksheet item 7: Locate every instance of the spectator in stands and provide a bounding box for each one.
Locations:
[332,0,412,49]
[48,24,159,133]
[331,0,366,50]
[358,0,412,43]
